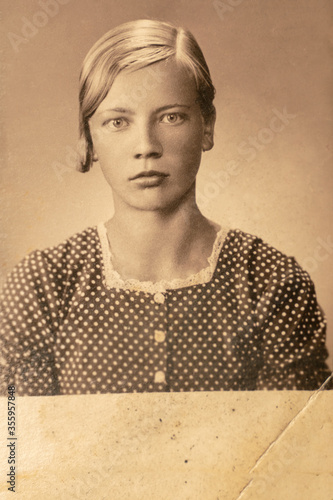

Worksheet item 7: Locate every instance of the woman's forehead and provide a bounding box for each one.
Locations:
[95,59,198,114]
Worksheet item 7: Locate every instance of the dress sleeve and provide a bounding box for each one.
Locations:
[0,248,69,396]
[255,257,332,390]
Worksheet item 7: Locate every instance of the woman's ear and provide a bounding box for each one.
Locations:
[91,141,98,162]
[202,111,216,152]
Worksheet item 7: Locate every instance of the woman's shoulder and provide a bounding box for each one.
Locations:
[224,227,298,261]
[43,225,99,255]
[223,228,310,283]
[5,226,101,283]
[35,225,98,258]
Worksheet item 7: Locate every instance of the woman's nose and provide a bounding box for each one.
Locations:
[133,123,163,159]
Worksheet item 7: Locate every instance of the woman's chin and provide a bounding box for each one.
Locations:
[113,182,196,213]
[128,200,175,212]
[115,189,173,212]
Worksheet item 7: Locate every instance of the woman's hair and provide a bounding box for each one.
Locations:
[78,19,216,172]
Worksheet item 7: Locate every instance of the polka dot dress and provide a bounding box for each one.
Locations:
[0,226,331,395]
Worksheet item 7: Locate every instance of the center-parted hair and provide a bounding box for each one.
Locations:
[78,19,216,172]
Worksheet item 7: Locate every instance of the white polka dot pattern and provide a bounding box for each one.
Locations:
[0,227,331,395]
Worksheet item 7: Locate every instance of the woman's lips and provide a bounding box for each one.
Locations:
[130,170,169,187]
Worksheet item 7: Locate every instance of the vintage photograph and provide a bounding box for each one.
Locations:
[1,3,332,396]
[0,0,332,498]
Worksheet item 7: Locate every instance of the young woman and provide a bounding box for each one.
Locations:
[0,19,331,395]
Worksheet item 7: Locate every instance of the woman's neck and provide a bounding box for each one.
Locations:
[105,195,219,283]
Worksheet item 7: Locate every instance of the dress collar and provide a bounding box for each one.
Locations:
[97,222,229,293]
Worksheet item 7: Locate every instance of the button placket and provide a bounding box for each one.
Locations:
[150,293,168,388]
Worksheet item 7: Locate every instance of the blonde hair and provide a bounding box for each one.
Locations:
[78,19,216,172]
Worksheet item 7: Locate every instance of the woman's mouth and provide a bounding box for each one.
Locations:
[130,170,169,187]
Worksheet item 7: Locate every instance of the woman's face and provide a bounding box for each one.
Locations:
[89,58,215,212]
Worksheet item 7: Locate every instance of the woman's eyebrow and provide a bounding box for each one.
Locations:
[96,104,191,117]
[96,107,135,116]
[155,104,191,112]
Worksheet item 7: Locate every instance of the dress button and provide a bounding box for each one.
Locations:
[154,371,166,384]
[154,330,166,343]
[153,292,165,304]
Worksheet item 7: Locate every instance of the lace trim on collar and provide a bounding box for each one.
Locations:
[96,222,229,293]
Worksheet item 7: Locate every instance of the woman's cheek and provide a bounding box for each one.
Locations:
[96,139,122,165]
[91,126,109,150]
[172,122,203,151]
[177,132,203,162]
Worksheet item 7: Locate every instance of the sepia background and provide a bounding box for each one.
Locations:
[1,0,333,367]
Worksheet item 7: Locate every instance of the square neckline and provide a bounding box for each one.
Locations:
[96,222,231,293]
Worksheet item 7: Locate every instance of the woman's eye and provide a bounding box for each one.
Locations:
[161,113,185,124]
[103,118,129,129]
